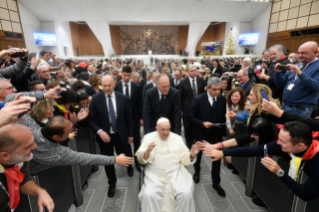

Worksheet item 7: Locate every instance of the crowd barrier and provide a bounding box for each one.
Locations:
[15,126,98,212]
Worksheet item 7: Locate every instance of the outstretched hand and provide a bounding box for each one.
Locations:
[116,154,134,167]
[190,141,201,157]
[262,99,283,117]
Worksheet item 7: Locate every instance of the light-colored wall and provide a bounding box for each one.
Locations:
[41,22,59,55]
[251,4,272,55]
[17,1,42,53]
[54,21,74,57]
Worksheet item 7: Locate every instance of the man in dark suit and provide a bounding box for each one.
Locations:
[237,69,254,96]
[140,72,153,92]
[144,74,181,135]
[89,75,134,198]
[143,72,159,99]
[115,66,143,172]
[188,77,226,197]
[153,64,160,73]
[141,64,150,80]
[179,65,206,149]
[170,70,182,90]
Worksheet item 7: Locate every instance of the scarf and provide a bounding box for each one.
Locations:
[56,104,70,118]
[0,163,25,210]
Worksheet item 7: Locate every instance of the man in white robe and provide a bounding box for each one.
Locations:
[136,117,201,212]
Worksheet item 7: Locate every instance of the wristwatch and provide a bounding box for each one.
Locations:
[277,170,284,177]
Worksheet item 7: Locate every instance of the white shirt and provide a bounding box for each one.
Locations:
[158,89,165,100]
[207,91,217,107]
[122,80,131,98]
[105,91,117,134]
[188,77,197,95]
[147,79,153,84]
[212,67,217,73]
[174,79,180,86]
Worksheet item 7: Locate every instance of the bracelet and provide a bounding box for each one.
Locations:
[216,143,222,150]
[219,142,224,149]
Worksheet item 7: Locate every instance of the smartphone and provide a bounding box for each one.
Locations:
[278,64,290,71]
[17,102,31,118]
[264,145,268,157]
[9,52,25,58]
[255,65,261,74]
[54,89,61,97]
[260,90,268,101]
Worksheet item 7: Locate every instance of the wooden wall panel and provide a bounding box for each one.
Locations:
[110,26,121,55]
[69,22,103,56]
[178,25,188,53]
[0,39,25,50]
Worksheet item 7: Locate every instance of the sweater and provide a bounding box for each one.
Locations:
[223,141,319,201]
[275,59,319,107]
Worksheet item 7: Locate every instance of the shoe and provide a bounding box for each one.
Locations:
[127,165,134,177]
[82,180,88,190]
[227,164,235,170]
[213,184,226,197]
[232,169,240,175]
[252,197,267,207]
[108,185,116,198]
[135,163,142,172]
[193,172,200,184]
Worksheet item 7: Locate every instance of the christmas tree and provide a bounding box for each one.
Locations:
[225,29,236,55]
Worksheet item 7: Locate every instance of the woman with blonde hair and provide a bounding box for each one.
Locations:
[89,74,102,93]
[30,99,56,127]
[202,84,281,150]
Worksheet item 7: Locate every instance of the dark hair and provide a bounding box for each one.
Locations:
[40,50,49,57]
[213,59,222,68]
[28,80,44,91]
[78,72,90,81]
[282,122,312,146]
[55,89,77,105]
[76,90,89,103]
[28,52,36,62]
[122,66,132,73]
[43,116,71,137]
[71,80,86,91]
[262,49,270,56]
[221,76,232,91]
[226,87,247,110]
[250,117,278,144]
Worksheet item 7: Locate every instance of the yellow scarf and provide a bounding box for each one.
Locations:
[288,153,302,181]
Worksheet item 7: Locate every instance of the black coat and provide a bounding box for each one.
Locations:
[188,93,226,141]
[143,82,155,99]
[211,67,223,77]
[179,76,206,116]
[241,79,254,97]
[89,91,134,145]
[114,81,143,122]
[143,87,181,135]
[170,78,181,90]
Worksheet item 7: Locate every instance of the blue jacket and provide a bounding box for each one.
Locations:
[275,59,319,107]
[0,102,6,109]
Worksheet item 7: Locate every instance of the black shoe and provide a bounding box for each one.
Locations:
[227,164,235,170]
[135,163,142,172]
[252,197,267,207]
[232,169,240,175]
[82,180,88,190]
[213,184,226,197]
[193,172,200,184]
[127,165,134,177]
[108,185,116,198]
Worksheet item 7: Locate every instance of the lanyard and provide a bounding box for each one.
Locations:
[295,161,306,182]
[0,180,14,212]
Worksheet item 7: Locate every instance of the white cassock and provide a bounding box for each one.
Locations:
[136,131,196,212]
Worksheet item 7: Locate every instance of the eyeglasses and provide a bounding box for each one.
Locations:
[4,86,16,91]
[40,71,50,74]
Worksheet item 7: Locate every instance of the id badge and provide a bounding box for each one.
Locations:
[287,83,294,91]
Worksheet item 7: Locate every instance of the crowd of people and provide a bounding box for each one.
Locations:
[0,41,318,212]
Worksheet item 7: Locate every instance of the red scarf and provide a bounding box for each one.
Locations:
[2,164,25,210]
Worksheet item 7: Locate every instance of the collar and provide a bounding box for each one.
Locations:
[0,162,24,170]
[123,80,131,86]
[105,91,115,98]
[189,76,196,83]
[302,57,319,67]
[81,80,90,86]
[241,79,249,87]
[158,89,163,97]
[41,118,49,124]
[277,56,287,63]
[207,91,217,101]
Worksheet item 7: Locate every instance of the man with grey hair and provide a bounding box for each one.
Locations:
[131,72,140,84]
[0,79,17,102]
[237,69,254,96]
[140,72,152,91]
[188,77,226,196]
[143,72,159,99]
[37,65,51,86]
[288,53,300,65]
[143,74,181,135]
[179,65,205,149]
[255,44,291,100]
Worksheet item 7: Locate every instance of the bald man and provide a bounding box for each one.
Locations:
[275,41,319,117]
[89,75,134,198]
[0,124,54,212]
[143,74,181,135]
[136,118,200,212]
[37,65,51,86]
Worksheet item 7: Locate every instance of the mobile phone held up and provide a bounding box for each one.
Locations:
[278,64,290,72]
[255,65,261,74]
[8,52,25,58]
[260,90,268,101]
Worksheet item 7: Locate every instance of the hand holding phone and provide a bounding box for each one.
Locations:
[278,64,290,72]
[260,90,268,101]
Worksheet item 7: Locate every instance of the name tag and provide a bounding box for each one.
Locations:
[287,83,294,91]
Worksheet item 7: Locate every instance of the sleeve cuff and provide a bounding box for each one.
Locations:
[97,129,102,134]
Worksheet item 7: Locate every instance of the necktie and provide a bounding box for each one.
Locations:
[192,79,197,96]
[0,163,25,210]
[125,84,129,98]
[160,94,165,107]
[175,80,178,87]
[108,95,117,132]
[212,97,217,109]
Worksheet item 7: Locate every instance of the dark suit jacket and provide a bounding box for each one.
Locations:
[179,76,206,116]
[170,78,181,90]
[89,91,134,145]
[143,87,181,135]
[141,68,149,80]
[114,81,143,122]
[188,93,226,141]
[211,67,223,77]
[140,79,146,91]
[143,82,155,99]
[241,79,254,97]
